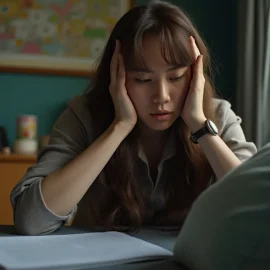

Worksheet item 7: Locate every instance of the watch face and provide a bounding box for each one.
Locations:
[207,120,218,135]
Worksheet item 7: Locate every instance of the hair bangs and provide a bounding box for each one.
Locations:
[122,29,149,70]
[159,24,193,67]
[122,24,194,70]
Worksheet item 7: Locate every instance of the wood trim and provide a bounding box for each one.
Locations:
[0,154,37,163]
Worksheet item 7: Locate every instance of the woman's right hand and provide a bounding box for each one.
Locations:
[109,40,137,131]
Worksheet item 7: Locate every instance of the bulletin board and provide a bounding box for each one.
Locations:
[0,0,134,76]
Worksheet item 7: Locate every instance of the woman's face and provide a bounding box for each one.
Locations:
[126,35,191,132]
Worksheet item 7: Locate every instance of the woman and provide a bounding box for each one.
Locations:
[10,0,256,235]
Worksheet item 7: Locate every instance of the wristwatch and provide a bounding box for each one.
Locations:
[190,119,218,144]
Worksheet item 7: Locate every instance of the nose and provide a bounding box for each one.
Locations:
[152,81,170,105]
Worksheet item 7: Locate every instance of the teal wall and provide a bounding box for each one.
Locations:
[0,74,88,145]
[0,0,237,147]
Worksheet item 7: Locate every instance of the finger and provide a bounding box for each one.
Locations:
[110,40,120,85]
[118,53,126,86]
[192,55,205,89]
[194,55,204,75]
[189,36,201,61]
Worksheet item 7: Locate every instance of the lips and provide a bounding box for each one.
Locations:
[150,110,171,115]
[150,112,173,121]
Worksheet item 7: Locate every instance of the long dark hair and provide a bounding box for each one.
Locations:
[85,0,219,231]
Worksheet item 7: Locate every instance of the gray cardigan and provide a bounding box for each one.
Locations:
[10,95,257,235]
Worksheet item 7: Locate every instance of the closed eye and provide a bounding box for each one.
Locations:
[169,75,184,82]
[134,78,152,83]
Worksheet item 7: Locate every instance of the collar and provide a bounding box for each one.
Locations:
[138,129,176,165]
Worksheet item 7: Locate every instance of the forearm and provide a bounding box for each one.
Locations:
[198,134,241,180]
[41,121,131,216]
[189,119,241,180]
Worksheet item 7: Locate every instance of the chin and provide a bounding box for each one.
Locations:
[142,119,176,131]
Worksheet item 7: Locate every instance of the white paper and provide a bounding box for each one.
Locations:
[0,231,173,270]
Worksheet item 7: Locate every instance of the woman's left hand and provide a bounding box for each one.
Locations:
[181,36,207,133]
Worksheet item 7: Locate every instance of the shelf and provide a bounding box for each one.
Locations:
[0,154,37,162]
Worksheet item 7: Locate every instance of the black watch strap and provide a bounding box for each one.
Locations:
[189,119,218,144]
[190,127,207,144]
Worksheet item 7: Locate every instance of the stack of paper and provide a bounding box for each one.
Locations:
[0,231,173,270]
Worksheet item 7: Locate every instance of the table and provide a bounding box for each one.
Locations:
[0,154,36,225]
[0,226,188,270]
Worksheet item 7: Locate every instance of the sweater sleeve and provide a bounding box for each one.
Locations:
[10,96,91,235]
[215,99,257,161]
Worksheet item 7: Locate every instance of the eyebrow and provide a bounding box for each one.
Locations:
[127,64,187,73]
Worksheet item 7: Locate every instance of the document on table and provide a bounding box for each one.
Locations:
[0,231,173,270]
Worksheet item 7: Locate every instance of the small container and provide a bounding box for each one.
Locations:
[13,139,38,155]
[17,115,37,139]
[2,146,11,154]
